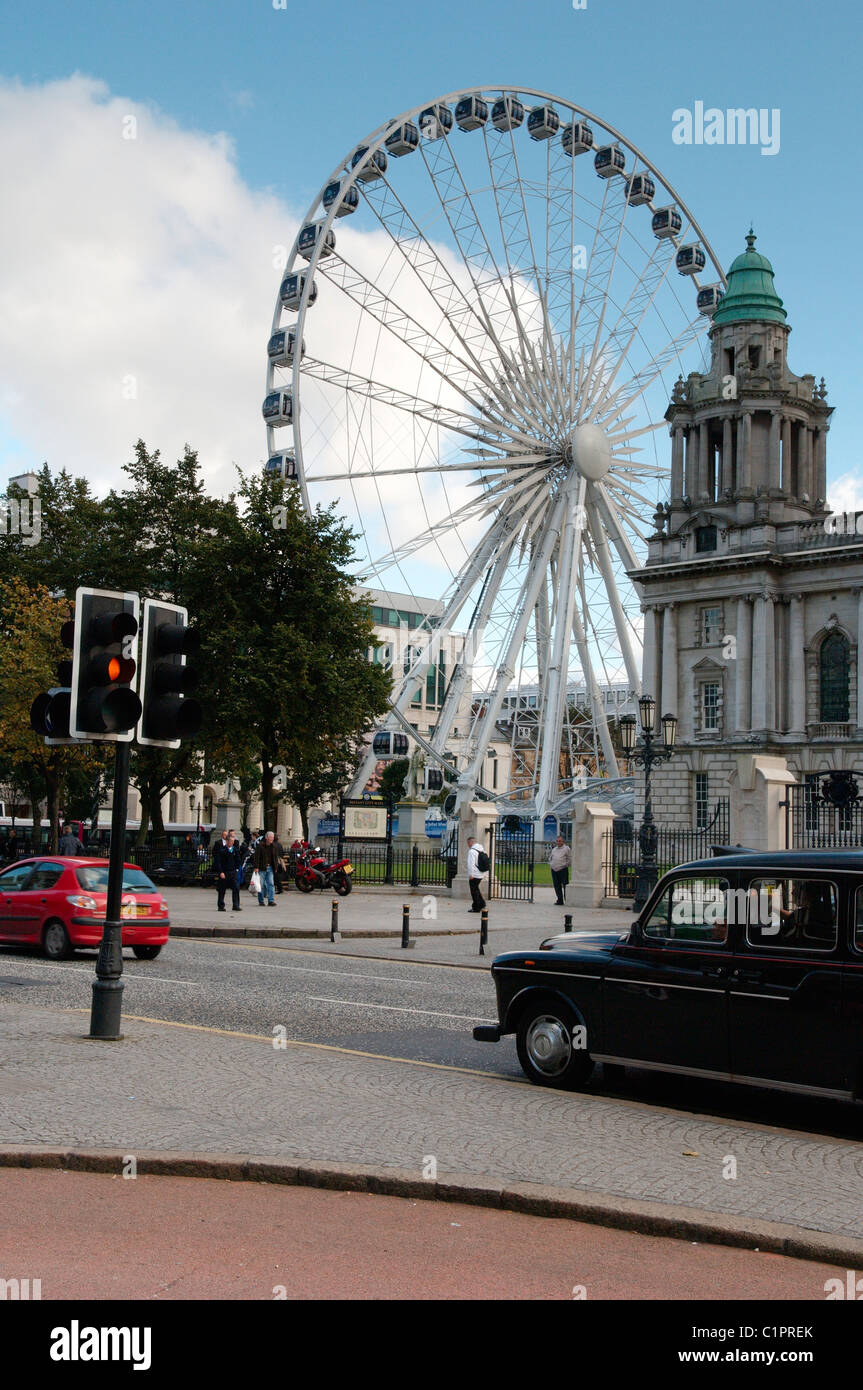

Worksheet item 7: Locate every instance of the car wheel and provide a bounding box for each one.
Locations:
[516,996,593,1090]
[132,945,162,960]
[42,919,73,962]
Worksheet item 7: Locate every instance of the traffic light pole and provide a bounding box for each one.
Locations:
[88,739,130,1040]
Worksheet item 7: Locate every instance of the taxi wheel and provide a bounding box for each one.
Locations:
[42,920,73,962]
[516,996,593,1090]
[132,945,162,960]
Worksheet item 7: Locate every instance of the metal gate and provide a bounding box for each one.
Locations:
[488,818,535,902]
[784,772,863,848]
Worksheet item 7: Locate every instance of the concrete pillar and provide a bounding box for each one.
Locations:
[768,413,781,493]
[450,801,497,900]
[788,594,806,734]
[661,604,677,718]
[721,417,733,494]
[857,589,863,731]
[699,420,710,500]
[735,595,752,732]
[751,592,776,732]
[781,416,792,493]
[671,427,684,500]
[570,801,616,907]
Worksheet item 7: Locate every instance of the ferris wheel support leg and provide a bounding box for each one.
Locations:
[586,486,642,694]
[455,493,567,813]
[535,476,586,819]
[592,481,641,573]
[571,600,620,779]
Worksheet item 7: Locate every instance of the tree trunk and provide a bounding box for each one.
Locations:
[135,788,151,845]
[261,758,273,828]
[150,787,166,840]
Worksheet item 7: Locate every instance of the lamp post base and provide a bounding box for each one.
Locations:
[632,863,658,913]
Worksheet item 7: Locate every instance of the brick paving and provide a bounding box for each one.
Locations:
[2,997,863,1242]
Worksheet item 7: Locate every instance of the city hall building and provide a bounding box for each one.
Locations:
[633,231,863,829]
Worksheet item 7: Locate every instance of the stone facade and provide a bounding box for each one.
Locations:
[632,233,863,834]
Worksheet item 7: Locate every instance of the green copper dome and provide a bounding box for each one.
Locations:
[711,229,787,326]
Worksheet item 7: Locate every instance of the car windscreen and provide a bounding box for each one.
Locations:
[75,866,158,894]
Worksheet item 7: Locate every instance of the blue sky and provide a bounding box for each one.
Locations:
[1,0,860,501]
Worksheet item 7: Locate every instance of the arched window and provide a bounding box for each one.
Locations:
[820,632,850,721]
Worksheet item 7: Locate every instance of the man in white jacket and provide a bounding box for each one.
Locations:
[466,835,486,913]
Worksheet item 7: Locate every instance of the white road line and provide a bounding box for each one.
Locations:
[171,957,433,988]
[308,996,483,1022]
[4,962,196,987]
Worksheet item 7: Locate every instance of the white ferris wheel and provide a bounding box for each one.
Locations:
[263,87,726,820]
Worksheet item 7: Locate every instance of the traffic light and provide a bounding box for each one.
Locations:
[30,616,77,744]
[69,588,142,741]
[137,599,202,748]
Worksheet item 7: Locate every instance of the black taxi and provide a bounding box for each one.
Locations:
[474,851,863,1100]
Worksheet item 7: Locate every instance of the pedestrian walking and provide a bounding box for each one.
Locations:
[549,834,571,905]
[58,823,85,856]
[213,829,243,912]
[466,835,488,913]
[254,830,280,906]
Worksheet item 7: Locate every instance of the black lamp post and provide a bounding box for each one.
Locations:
[620,698,677,912]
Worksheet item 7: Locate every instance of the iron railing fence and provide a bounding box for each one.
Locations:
[784,782,863,849]
[603,800,731,899]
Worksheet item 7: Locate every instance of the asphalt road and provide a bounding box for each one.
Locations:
[3,935,863,1146]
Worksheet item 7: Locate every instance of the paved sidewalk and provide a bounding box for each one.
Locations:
[2,997,863,1255]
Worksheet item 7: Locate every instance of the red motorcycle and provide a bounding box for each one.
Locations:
[293,843,353,896]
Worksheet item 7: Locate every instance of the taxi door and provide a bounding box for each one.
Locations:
[728,875,846,1096]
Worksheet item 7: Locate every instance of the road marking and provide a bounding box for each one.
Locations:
[308,996,484,1022]
[177,957,434,988]
[66,1008,520,1083]
[174,937,488,972]
[7,961,197,987]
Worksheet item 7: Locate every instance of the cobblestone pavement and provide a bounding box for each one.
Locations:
[2,998,862,1242]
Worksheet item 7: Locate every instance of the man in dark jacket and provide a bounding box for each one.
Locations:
[213,829,243,912]
[58,824,85,856]
[254,830,279,906]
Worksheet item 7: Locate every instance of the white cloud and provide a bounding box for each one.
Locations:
[827,471,863,517]
[0,74,289,497]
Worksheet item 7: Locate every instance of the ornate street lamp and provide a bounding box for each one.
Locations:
[621,700,677,911]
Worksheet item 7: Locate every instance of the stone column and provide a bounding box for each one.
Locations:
[641,605,658,705]
[698,420,710,501]
[661,604,677,718]
[814,425,827,503]
[781,416,792,494]
[774,596,787,732]
[751,592,776,732]
[735,594,752,732]
[737,411,753,493]
[670,427,684,501]
[801,426,813,500]
[857,589,863,731]
[768,413,781,493]
[721,417,733,494]
[684,427,696,500]
[788,593,806,735]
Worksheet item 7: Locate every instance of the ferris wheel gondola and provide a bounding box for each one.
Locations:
[264,86,725,818]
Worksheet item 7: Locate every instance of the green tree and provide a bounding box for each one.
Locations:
[204,472,392,836]
[0,579,108,850]
[378,758,409,805]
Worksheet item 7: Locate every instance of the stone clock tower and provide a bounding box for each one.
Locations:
[632,230,863,830]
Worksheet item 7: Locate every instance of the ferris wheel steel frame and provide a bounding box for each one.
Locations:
[266,87,726,819]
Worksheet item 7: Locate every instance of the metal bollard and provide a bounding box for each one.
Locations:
[564,913,573,933]
[330,900,341,942]
[479,907,488,955]
[401,903,414,949]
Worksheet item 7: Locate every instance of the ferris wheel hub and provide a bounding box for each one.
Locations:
[571,423,613,481]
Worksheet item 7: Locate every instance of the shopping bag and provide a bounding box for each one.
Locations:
[249,869,261,894]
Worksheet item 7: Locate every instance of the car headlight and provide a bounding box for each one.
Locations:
[66,895,99,912]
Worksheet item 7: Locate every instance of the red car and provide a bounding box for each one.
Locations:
[0,857,171,961]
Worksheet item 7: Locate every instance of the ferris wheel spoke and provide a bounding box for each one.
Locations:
[360,493,499,579]
[571,597,620,778]
[359,168,508,370]
[314,252,497,402]
[590,237,679,401]
[536,478,586,816]
[599,314,707,422]
[300,357,494,440]
[592,481,641,571]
